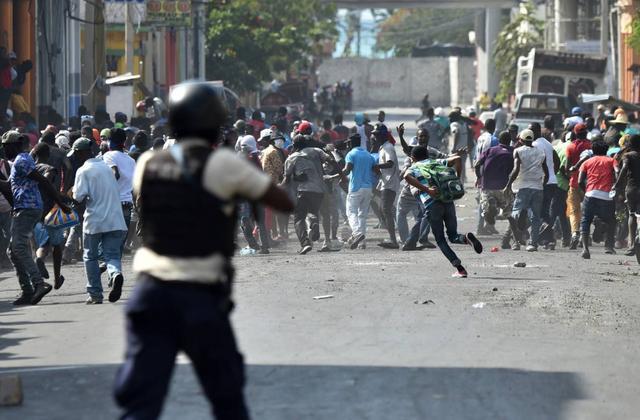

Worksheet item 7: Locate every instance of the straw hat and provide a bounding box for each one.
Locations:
[611,113,629,125]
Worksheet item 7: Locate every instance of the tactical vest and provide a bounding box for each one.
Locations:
[139,141,236,258]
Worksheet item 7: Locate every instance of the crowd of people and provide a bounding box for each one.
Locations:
[0,94,639,306]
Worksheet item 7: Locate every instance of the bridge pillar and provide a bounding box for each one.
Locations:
[476,6,501,100]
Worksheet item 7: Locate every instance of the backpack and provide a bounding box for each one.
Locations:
[413,161,465,203]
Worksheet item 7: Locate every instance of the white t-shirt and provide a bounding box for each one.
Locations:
[377,141,400,192]
[73,158,128,234]
[532,137,557,185]
[102,150,136,202]
[132,144,272,284]
[512,145,546,192]
[476,132,494,158]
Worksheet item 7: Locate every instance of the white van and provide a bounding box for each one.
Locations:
[516,48,607,106]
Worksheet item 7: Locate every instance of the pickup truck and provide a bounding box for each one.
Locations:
[511,93,571,132]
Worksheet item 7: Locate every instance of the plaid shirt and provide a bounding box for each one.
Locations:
[409,158,448,207]
[10,153,42,210]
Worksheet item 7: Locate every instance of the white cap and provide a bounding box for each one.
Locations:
[435,107,444,117]
[55,135,70,150]
[258,128,272,141]
[519,129,535,141]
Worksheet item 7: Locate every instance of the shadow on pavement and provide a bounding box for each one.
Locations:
[0,300,73,362]
[0,363,587,420]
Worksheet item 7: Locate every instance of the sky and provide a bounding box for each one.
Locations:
[333,9,392,58]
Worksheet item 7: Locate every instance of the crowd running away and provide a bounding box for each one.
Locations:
[0,95,639,305]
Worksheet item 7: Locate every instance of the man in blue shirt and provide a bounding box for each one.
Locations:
[0,131,69,305]
[342,133,377,249]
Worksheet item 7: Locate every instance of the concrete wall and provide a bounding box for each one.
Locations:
[317,56,476,108]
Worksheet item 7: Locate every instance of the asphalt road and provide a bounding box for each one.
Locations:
[1,111,640,419]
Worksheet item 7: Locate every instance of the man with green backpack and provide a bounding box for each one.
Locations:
[404,146,483,278]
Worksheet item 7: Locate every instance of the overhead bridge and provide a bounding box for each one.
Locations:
[323,0,514,8]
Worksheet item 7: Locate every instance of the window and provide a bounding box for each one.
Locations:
[538,75,565,94]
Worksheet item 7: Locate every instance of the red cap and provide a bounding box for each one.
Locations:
[573,123,587,134]
[297,121,312,135]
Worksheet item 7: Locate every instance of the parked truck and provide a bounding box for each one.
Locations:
[516,48,608,107]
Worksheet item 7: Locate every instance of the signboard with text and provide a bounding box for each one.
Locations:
[146,0,192,27]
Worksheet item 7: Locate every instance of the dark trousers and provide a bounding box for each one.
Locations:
[239,202,269,251]
[580,196,615,248]
[549,187,571,244]
[294,191,324,247]
[426,201,466,267]
[114,275,249,420]
[381,189,397,243]
[121,202,133,253]
[319,190,339,240]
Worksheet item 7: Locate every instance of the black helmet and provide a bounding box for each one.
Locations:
[168,82,227,142]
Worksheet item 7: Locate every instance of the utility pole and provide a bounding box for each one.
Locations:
[356,11,361,57]
[193,2,199,79]
[125,2,134,74]
[600,0,609,56]
[94,0,106,112]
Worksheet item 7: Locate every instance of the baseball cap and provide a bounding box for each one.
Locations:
[40,124,57,135]
[571,106,582,116]
[55,135,70,150]
[519,129,535,141]
[1,130,24,144]
[297,121,312,134]
[67,137,93,157]
[258,128,272,142]
[573,123,588,134]
[100,128,111,138]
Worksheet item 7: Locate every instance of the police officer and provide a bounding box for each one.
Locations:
[113,82,294,419]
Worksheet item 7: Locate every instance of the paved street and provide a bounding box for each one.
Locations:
[1,112,639,419]
[1,183,640,419]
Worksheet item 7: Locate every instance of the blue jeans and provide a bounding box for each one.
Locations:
[580,196,615,248]
[9,208,43,294]
[405,200,432,246]
[426,201,466,266]
[84,230,125,299]
[396,194,420,243]
[511,188,543,246]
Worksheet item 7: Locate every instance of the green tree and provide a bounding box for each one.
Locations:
[493,1,543,101]
[206,0,337,93]
[375,9,475,57]
[627,11,640,52]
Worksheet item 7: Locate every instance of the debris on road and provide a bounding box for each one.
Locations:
[313,295,334,300]
[492,287,498,292]
[472,302,486,309]
[414,299,435,305]
[490,247,499,252]
[0,375,23,406]
[239,247,256,256]
[514,262,527,268]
